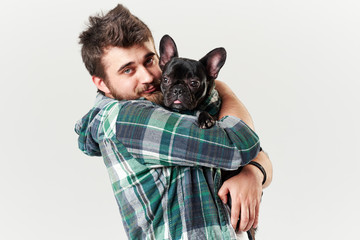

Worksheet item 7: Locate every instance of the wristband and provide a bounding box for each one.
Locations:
[248,161,267,185]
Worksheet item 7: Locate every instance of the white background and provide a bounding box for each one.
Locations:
[1,0,359,239]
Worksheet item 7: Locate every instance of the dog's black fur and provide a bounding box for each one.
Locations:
[159,35,257,240]
[159,34,226,129]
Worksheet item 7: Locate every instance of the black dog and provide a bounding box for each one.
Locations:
[159,34,226,129]
[159,35,257,240]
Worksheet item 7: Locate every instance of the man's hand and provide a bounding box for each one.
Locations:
[218,164,263,232]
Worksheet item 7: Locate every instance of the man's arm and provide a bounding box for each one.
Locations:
[76,95,260,170]
[216,80,273,186]
[110,99,260,170]
[216,81,255,129]
[215,80,273,231]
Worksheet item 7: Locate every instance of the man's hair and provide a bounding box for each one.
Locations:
[79,4,154,80]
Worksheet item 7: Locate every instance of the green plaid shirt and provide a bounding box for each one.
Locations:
[75,91,260,240]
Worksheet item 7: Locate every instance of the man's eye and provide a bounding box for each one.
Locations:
[123,68,132,74]
[145,57,154,65]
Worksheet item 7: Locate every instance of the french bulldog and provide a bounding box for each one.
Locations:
[159,34,226,129]
[159,35,257,240]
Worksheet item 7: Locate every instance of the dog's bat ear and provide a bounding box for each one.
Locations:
[199,48,227,80]
[159,35,179,70]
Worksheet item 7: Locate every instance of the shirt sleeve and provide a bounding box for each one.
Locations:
[101,100,260,171]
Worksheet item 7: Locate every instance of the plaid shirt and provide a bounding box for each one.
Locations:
[75,91,260,240]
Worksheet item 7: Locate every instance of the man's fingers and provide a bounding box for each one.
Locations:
[217,185,229,204]
[239,202,249,231]
[243,201,256,232]
[230,200,240,229]
[253,202,260,229]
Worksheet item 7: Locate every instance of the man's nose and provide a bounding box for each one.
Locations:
[138,66,154,84]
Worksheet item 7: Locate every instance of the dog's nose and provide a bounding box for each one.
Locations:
[173,88,183,96]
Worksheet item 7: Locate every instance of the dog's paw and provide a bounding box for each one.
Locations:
[198,112,216,129]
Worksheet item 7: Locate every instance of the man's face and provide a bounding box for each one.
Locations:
[100,41,163,104]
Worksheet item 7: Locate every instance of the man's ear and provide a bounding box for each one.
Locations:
[92,76,111,94]
[199,48,227,80]
[159,34,179,70]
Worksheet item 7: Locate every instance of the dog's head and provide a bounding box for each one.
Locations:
[159,35,226,111]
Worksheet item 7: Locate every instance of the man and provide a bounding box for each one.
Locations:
[75,4,272,240]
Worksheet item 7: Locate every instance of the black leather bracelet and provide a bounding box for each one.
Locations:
[248,161,267,185]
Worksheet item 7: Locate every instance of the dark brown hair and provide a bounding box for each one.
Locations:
[79,4,154,80]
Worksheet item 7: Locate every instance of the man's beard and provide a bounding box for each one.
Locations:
[107,79,164,106]
[142,78,164,105]
[145,91,164,105]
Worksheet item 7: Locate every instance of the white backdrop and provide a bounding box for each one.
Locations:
[1,0,359,239]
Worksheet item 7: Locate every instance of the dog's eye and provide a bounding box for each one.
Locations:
[163,77,169,84]
[190,81,200,88]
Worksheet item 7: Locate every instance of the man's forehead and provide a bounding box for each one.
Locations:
[103,42,157,61]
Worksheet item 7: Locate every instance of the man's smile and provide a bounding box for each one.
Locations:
[144,86,156,94]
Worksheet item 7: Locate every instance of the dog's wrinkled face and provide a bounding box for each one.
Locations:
[161,58,208,111]
[159,35,226,112]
